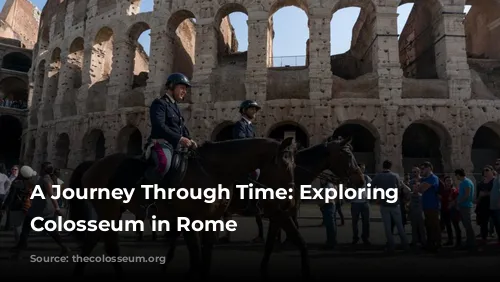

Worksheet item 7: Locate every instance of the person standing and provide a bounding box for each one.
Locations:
[371,160,410,253]
[454,168,476,251]
[351,163,371,245]
[409,166,426,247]
[319,179,337,248]
[415,161,441,252]
[440,175,461,246]
[475,165,495,245]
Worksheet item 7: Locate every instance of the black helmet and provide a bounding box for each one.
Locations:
[166,73,191,90]
[239,100,261,113]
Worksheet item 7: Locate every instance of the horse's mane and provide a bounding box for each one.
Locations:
[296,142,328,165]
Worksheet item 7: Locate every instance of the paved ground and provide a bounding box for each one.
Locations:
[0,204,496,280]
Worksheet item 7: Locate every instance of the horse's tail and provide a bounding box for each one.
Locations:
[68,160,96,243]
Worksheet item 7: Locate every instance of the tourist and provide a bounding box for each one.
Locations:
[371,160,410,253]
[454,168,476,250]
[319,179,337,248]
[440,175,461,246]
[0,163,12,228]
[351,163,371,245]
[409,166,426,247]
[415,161,441,252]
[475,165,494,245]
[489,159,500,244]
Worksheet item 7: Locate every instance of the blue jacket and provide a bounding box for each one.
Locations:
[232,118,255,139]
[149,95,190,148]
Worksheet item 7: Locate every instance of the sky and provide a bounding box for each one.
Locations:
[1,0,471,66]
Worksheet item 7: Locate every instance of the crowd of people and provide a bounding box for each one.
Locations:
[0,98,27,109]
[317,159,500,253]
[0,162,70,255]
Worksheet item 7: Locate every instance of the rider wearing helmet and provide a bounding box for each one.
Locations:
[147,73,197,182]
[233,100,262,217]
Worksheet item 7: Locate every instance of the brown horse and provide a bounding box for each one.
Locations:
[218,136,364,244]
[67,137,297,278]
[159,136,365,277]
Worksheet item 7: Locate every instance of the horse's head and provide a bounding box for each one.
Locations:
[325,136,365,187]
[259,137,297,195]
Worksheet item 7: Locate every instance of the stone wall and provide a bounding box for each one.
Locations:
[0,0,40,49]
[18,0,500,180]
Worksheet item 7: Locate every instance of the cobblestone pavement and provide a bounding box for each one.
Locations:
[0,209,496,280]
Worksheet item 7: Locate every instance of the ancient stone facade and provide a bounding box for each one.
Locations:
[0,0,37,168]
[20,0,500,181]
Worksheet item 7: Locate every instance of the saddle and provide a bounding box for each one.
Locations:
[142,141,189,187]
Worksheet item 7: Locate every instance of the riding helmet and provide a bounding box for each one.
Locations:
[239,100,261,113]
[166,73,191,90]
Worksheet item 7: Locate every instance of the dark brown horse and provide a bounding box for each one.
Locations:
[68,137,297,278]
[159,136,365,277]
[218,136,364,244]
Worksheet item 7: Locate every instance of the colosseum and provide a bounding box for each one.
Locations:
[0,0,499,181]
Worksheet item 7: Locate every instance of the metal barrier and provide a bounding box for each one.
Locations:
[271,55,307,67]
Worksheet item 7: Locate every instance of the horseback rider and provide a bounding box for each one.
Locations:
[233,99,262,215]
[146,73,197,183]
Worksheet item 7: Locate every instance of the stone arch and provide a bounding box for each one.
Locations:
[82,129,106,161]
[471,122,500,175]
[87,27,114,113]
[60,37,84,118]
[0,77,28,109]
[401,119,452,174]
[397,0,443,79]
[167,10,197,80]
[0,115,22,168]
[43,48,62,121]
[2,52,32,72]
[464,0,500,59]
[214,3,247,59]
[211,121,235,141]
[267,121,309,149]
[54,133,70,169]
[332,120,380,174]
[116,126,143,156]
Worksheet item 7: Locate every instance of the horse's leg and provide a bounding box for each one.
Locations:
[201,231,217,278]
[260,219,280,278]
[73,229,101,276]
[218,212,231,243]
[282,208,299,246]
[183,230,202,278]
[279,215,310,278]
[252,214,265,243]
[101,230,124,277]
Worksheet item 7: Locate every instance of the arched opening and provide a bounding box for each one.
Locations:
[398,1,441,79]
[332,122,378,174]
[211,122,235,141]
[25,137,36,166]
[0,77,28,109]
[82,129,106,161]
[88,27,114,113]
[167,10,196,80]
[61,37,84,117]
[43,48,61,121]
[211,4,248,102]
[129,0,154,14]
[464,0,500,59]
[2,52,32,72]
[268,122,309,149]
[120,22,151,108]
[117,126,143,156]
[471,124,500,176]
[0,115,22,168]
[268,5,309,67]
[402,122,448,174]
[54,133,70,169]
[330,3,375,81]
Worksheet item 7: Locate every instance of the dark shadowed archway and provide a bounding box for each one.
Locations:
[268,122,309,149]
[0,115,23,168]
[117,126,143,156]
[54,133,70,169]
[82,129,105,161]
[2,52,32,72]
[211,121,235,141]
[332,122,378,174]
[471,123,500,175]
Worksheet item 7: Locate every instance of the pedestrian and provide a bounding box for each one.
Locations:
[351,163,371,245]
[454,168,476,251]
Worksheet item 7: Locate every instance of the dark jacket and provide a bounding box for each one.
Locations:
[232,118,255,139]
[149,95,190,148]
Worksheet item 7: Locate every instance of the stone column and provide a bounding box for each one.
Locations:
[434,4,471,100]
[191,18,217,104]
[77,41,94,114]
[64,1,75,38]
[384,106,403,174]
[246,11,269,102]
[108,39,136,111]
[145,24,171,106]
[308,9,332,100]
[37,60,53,123]
[54,51,69,119]
[372,7,403,102]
